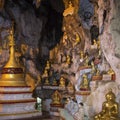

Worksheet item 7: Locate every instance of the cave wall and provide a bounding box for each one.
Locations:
[0,0,64,76]
[98,0,120,84]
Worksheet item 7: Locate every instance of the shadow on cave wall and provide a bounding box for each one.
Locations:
[36,0,64,72]
[1,0,98,73]
[2,0,64,73]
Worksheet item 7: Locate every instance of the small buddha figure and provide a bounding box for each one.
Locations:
[80,74,89,90]
[107,67,115,75]
[45,60,50,70]
[80,51,84,62]
[59,77,65,87]
[91,61,96,74]
[67,81,74,91]
[51,90,61,105]
[107,67,115,80]
[93,39,97,46]
[97,39,100,49]
[62,32,68,46]
[42,69,48,78]
[94,89,119,120]
[52,78,57,86]
[63,1,74,16]
[73,33,81,47]
[96,69,100,76]
[44,78,50,85]
[66,55,71,66]
[84,53,89,67]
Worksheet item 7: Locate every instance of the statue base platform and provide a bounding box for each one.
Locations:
[92,75,102,81]
[50,104,64,116]
[43,85,66,91]
[0,79,26,86]
[76,90,91,95]
[0,86,42,120]
[78,66,91,71]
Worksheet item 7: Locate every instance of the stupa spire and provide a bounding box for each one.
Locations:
[0,21,26,86]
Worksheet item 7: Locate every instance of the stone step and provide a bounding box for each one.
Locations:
[0,99,37,113]
[0,98,36,104]
[0,110,42,120]
[0,86,31,92]
[0,91,33,100]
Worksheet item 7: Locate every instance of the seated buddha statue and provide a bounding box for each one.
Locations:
[80,51,84,62]
[94,89,119,120]
[51,90,61,105]
[63,1,74,17]
[59,77,65,87]
[80,74,89,90]
[52,78,57,86]
[44,78,50,85]
[84,53,89,67]
[67,81,74,91]
[73,33,81,47]
[91,61,96,74]
[107,67,115,80]
[42,69,48,78]
[96,69,100,76]
[45,60,50,70]
[66,55,71,66]
[107,68,115,75]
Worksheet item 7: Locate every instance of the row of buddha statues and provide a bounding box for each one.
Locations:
[64,89,119,120]
[41,60,74,90]
[43,76,74,91]
[50,88,119,120]
[41,54,115,92]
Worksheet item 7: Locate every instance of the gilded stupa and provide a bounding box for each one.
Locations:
[0,22,26,86]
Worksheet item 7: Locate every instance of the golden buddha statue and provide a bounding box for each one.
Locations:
[45,60,50,70]
[93,39,97,46]
[44,78,50,85]
[63,1,74,17]
[80,51,84,59]
[52,78,57,86]
[94,89,119,120]
[51,90,61,105]
[91,61,96,74]
[59,77,65,87]
[107,67,115,80]
[107,68,115,75]
[96,69,100,76]
[84,54,89,67]
[62,32,68,46]
[66,55,71,66]
[67,81,74,91]
[73,33,81,47]
[42,69,48,78]
[80,74,89,90]
[97,39,100,49]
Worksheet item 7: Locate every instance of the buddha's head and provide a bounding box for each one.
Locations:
[106,89,115,102]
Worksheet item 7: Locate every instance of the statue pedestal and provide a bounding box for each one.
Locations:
[76,90,91,96]
[92,75,102,81]
[0,86,42,120]
[50,104,64,116]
